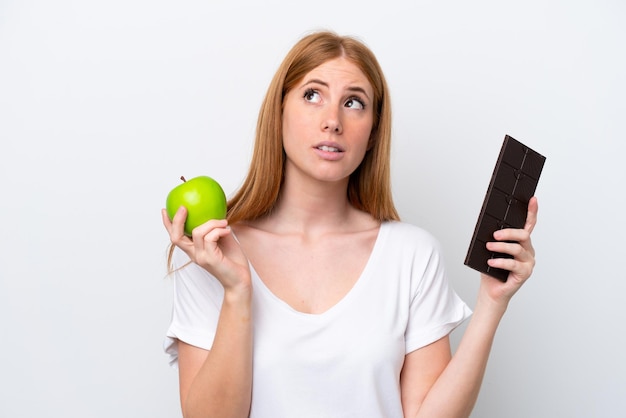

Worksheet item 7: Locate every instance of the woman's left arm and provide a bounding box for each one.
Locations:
[401,197,539,418]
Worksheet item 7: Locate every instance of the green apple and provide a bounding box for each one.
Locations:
[166,175,227,236]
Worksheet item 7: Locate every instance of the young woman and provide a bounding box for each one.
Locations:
[162,30,538,418]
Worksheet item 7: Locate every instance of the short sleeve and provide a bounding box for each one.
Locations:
[404,233,472,354]
[163,247,224,368]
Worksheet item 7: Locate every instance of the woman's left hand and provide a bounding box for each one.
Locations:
[480,196,539,306]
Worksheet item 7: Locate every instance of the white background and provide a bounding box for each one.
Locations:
[1,0,624,417]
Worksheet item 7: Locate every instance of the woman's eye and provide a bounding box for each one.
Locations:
[303,89,321,103]
[345,97,365,110]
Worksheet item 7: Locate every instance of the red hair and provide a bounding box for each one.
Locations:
[227,30,399,223]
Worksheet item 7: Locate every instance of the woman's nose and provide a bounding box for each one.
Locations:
[321,106,343,134]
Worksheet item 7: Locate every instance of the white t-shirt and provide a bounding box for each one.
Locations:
[164,221,472,417]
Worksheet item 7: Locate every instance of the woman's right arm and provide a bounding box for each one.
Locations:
[178,287,252,418]
[163,207,253,418]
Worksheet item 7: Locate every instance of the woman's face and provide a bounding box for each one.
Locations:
[281,57,374,186]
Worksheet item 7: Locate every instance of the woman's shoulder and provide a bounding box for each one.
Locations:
[380,221,442,251]
[382,220,438,240]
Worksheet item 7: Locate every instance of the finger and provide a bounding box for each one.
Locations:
[161,207,196,261]
[493,228,531,245]
[486,240,532,260]
[161,208,172,233]
[191,219,229,253]
[202,228,233,254]
[487,257,533,281]
[169,206,188,238]
[486,238,536,280]
[524,196,539,235]
[190,219,229,241]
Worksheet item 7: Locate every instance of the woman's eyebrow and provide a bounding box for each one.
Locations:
[346,86,370,100]
[302,78,328,88]
[302,79,370,100]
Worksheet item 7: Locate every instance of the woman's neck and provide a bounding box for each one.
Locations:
[254,167,373,236]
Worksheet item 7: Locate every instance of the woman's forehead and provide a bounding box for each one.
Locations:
[299,58,373,92]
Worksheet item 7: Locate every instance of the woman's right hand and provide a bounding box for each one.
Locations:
[161,206,251,292]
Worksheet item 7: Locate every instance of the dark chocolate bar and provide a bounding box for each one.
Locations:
[464,135,546,281]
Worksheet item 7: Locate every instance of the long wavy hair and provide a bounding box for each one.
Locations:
[227,30,399,223]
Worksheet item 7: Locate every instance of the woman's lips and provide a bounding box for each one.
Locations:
[313,142,345,160]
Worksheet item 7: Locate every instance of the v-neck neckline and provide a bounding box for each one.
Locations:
[248,222,389,319]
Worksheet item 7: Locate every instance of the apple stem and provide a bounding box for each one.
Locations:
[180,176,186,182]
